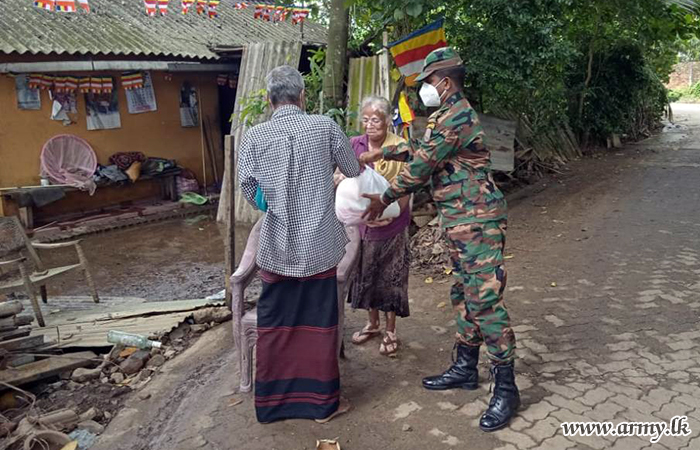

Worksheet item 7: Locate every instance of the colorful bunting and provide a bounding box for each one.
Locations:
[181,0,193,14]
[157,0,168,15]
[33,0,54,11]
[102,77,114,94]
[122,72,145,90]
[40,74,54,90]
[54,0,76,12]
[144,0,157,16]
[253,4,262,18]
[53,77,66,92]
[235,2,247,9]
[207,0,219,18]
[28,74,43,90]
[77,0,89,12]
[196,0,206,14]
[217,74,228,86]
[90,77,102,94]
[79,77,91,94]
[65,76,79,92]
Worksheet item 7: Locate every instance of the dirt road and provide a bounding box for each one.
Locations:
[92,104,700,450]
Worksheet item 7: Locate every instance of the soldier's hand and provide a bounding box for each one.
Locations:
[362,194,388,222]
[359,149,383,166]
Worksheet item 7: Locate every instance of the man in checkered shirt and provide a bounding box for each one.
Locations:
[238,65,360,424]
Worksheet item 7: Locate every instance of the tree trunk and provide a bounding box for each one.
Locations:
[323,0,349,108]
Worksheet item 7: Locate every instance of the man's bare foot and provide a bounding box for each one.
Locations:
[315,397,351,424]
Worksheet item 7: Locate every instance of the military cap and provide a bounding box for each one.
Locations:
[415,47,464,82]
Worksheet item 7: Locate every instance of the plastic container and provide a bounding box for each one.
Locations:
[107,331,162,350]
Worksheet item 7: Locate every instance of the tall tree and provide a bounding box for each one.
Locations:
[323,0,350,108]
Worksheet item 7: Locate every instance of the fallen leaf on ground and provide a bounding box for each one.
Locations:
[229,399,243,407]
[437,302,447,309]
[425,277,434,284]
[443,267,452,275]
[504,255,514,260]
[119,348,138,358]
[550,282,558,287]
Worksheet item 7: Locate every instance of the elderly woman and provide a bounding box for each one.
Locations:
[346,96,411,356]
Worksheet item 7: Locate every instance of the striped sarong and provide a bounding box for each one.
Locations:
[255,268,340,423]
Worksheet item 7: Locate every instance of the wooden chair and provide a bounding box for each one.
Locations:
[0,217,99,327]
[231,218,361,393]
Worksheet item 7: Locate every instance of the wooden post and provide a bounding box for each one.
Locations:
[379,31,391,100]
[197,81,208,196]
[223,135,236,311]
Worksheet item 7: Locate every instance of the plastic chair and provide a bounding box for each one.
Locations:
[231,218,361,393]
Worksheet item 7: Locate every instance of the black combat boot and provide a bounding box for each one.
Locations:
[479,362,520,432]
[422,343,479,390]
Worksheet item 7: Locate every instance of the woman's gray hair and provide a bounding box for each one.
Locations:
[361,95,392,123]
[266,65,305,106]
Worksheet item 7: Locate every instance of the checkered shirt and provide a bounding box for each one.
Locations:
[238,104,361,278]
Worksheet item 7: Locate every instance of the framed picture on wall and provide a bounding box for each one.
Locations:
[126,72,158,114]
[15,75,41,110]
[180,82,198,127]
[85,87,122,131]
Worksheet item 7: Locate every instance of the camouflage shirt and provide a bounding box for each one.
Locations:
[381,92,507,229]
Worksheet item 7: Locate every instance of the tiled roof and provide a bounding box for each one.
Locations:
[0,0,326,60]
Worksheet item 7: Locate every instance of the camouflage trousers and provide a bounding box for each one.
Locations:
[445,220,516,365]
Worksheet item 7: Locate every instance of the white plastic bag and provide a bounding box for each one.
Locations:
[335,168,401,225]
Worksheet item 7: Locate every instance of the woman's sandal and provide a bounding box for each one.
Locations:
[315,397,351,424]
[379,331,399,357]
[351,323,381,345]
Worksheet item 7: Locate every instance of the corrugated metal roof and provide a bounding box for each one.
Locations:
[0,0,327,60]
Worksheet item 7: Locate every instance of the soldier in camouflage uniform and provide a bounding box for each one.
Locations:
[361,47,520,432]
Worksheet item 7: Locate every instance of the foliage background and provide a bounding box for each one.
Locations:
[344,0,700,169]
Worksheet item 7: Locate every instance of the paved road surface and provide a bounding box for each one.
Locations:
[94,104,700,450]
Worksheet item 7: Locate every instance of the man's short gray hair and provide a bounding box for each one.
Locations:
[266,65,305,106]
[361,95,392,123]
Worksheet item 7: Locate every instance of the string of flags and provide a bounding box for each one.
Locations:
[34,0,89,12]
[24,73,154,94]
[252,4,309,24]
[31,0,311,23]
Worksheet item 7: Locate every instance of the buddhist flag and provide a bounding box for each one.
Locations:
[392,91,415,128]
[144,0,157,16]
[65,76,79,92]
[207,0,219,18]
[55,0,76,12]
[102,77,114,94]
[388,19,447,86]
[77,0,89,12]
[181,0,193,14]
[33,0,54,11]
[53,77,67,92]
[122,72,144,90]
[79,77,91,93]
[235,2,247,9]
[196,0,206,14]
[28,74,42,90]
[253,4,262,18]
[158,0,168,15]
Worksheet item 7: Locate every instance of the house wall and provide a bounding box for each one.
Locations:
[0,67,226,216]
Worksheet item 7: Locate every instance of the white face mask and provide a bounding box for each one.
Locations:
[419,78,447,108]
